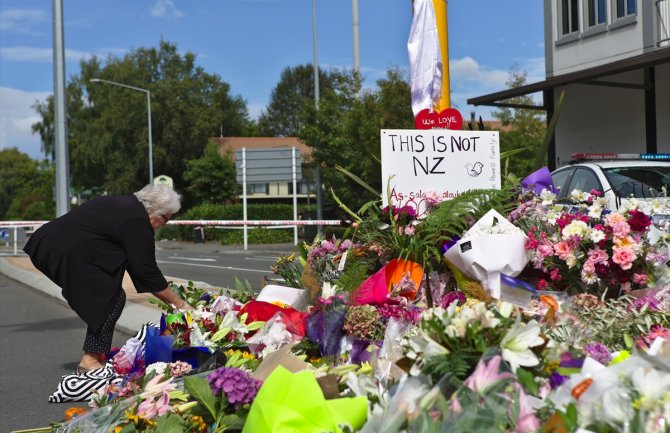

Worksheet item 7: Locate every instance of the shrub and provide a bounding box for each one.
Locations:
[219,228,294,245]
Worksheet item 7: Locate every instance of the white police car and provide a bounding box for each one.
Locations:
[550,153,670,213]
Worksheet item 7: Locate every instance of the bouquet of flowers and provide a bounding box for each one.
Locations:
[444,208,530,299]
[520,189,665,297]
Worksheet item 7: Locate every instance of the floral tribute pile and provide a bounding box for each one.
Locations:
[47,183,670,433]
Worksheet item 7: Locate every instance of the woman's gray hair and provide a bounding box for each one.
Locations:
[134,185,182,216]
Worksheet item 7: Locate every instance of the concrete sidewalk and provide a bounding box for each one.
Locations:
[0,240,297,335]
[0,255,181,335]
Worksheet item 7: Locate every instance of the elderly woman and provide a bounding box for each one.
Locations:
[24,184,190,373]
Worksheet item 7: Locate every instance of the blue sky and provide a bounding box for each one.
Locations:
[0,0,545,160]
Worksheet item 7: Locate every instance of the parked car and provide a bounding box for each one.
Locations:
[550,153,670,213]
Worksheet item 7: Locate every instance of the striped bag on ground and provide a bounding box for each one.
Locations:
[48,323,156,403]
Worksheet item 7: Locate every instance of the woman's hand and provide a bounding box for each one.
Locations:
[153,286,193,311]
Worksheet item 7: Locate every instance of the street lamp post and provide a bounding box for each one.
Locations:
[90,78,153,184]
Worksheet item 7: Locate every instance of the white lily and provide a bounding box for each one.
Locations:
[500,319,544,372]
[631,364,670,404]
[498,301,514,319]
[321,281,337,299]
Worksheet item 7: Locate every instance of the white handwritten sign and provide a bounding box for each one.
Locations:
[380,129,500,216]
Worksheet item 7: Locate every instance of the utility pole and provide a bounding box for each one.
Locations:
[313,0,324,235]
[352,0,360,74]
[53,0,70,216]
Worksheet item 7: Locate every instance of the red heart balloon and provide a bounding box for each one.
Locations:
[414,108,463,130]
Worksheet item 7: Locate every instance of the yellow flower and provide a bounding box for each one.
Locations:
[125,411,157,428]
[190,415,208,432]
[224,349,255,360]
[613,235,635,249]
[463,298,481,309]
[544,360,560,375]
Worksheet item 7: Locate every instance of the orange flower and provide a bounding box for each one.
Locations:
[64,406,88,420]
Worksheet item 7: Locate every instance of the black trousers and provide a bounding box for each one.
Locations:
[82,290,126,353]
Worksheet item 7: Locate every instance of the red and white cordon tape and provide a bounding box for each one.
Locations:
[1,220,344,227]
[169,220,343,226]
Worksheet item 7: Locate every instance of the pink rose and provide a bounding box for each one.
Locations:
[612,247,636,270]
[587,247,609,264]
[554,241,573,260]
[605,212,626,226]
[538,244,554,258]
[632,273,648,285]
[582,259,596,274]
[611,221,630,238]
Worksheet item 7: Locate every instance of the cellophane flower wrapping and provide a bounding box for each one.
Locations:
[444,208,530,298]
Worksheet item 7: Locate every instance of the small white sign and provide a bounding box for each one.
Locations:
[381,129,500,216]
[153,175,174,189]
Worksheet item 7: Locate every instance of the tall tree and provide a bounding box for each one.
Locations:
[493,65,547,178]
[257,64,342,137]
[0,148,54,220]
[31,40,251,201]
[183,141,237,205]
[300,68,414,213]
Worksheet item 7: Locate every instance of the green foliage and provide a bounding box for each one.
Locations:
[184,376,218,419]
[183,142,238,205]
[219,227,293,245]
[258,64,343,137]
[334,252,376,292]
[31,40,250,203]
[363,188,516,273]
[154,413,189,432]
[547,295,670,350]
[422,187,517,241]
[300,68,413,213]
[270,252,305,289]
[0,148,55,220]
[492,65,547,178]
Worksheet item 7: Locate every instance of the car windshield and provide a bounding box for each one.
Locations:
[602,166,670,198]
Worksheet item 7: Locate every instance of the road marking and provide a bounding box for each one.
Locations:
[157,260,269,274]
[245,256,278,262]
[168,256,217,262]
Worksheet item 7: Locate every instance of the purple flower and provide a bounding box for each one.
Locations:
[376,303,421,324]
[559,353,584,369]
[548,371,568,389]
[443,291,466,307]
[207,367,262,407]
[583,342,612,365]
[630,295,661,312]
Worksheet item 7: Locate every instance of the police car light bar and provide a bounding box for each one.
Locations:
[572,153,670,161]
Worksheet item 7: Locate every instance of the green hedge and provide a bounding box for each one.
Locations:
[219,227,294,245]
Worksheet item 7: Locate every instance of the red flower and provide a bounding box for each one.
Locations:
[627,210,652,232]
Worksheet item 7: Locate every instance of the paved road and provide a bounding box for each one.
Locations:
[155,241,297,290]
[0,273,131,432]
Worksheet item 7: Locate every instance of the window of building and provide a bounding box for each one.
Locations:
[615,0,636,19]
[561,0,580,35]
[249,183,268,194]
[586,0,607,27]
[288,182,315,195]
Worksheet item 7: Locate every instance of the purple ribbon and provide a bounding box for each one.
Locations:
[441,235,461,254]
[521,167,554,195]
[501,273,536,293]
